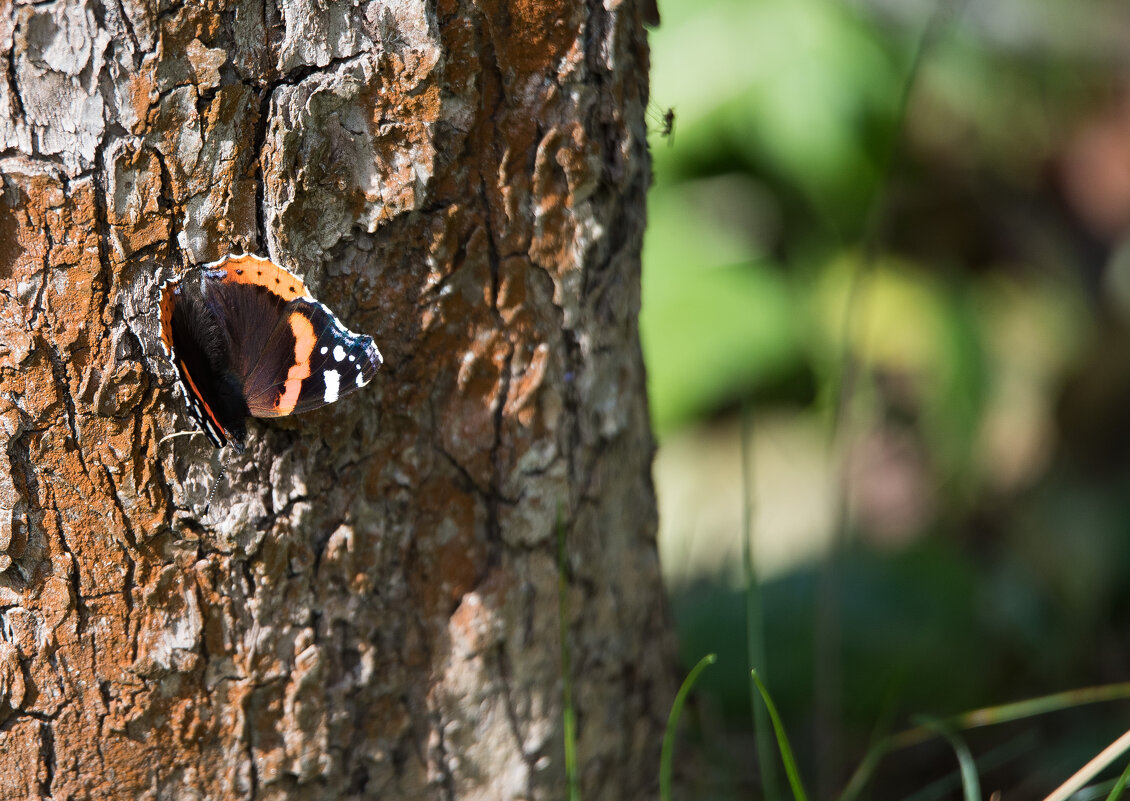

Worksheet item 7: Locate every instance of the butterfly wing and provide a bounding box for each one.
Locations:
[162,253,381,441]
[192,254,311,379]
[242,297,383,418]
[159,276,247,448]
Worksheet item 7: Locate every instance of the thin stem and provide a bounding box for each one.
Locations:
[742,403,779,801]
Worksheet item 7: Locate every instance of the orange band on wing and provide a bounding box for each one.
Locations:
[275,313,316,414]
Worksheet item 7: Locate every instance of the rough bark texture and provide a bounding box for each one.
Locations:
[0,0,672,799]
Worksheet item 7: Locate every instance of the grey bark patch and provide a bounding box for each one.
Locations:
[11,2,109,172]
[262,48,439,267]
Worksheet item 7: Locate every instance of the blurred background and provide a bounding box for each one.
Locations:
[642,0,1130,797]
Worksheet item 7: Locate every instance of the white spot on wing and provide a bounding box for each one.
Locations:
[320,346,328,355]
[324,369,340,403]
[356,371,365,387]
[333,345,345,362]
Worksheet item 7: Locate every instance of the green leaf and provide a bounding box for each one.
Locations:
[1107,759,1130,801]
[912,716,980,801]
[751,669,809,801]
[660,654,717,801]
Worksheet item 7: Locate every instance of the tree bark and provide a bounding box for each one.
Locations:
[0,0,671,799]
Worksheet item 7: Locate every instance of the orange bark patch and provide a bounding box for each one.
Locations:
[481,0,584,79]
[0,720,49,796]
[410,480,484,616]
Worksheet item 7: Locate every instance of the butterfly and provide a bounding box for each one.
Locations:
[158,253,382,451]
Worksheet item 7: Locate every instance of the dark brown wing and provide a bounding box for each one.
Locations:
[159,276,248,448]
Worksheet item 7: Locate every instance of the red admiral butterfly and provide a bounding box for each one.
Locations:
[158,254,382,451]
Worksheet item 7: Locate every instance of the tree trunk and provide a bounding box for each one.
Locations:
[0,0,671,799]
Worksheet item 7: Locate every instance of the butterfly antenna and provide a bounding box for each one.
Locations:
[202,448,232,516]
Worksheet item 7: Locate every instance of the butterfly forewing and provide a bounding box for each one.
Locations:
[243,298,382,418]
[198,270,289,382]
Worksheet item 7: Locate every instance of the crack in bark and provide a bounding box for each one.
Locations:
[151,147,183,265]
[6,417,42,579]
[25,267,47,333]
[121,553,135,669]
[96,463,140,673]
[89,35,118,321]
[253,85,273,254]
[240,675,263,799]
[44,342,95,482]
[47,489,88,640]
[113,0,140,66]
[155,1,185,26]
[250,50,372,254]
[25,191,54,330]
[5,31,24,121]
[431,442,490,500]
[476,179,515,562]
[415,220,470,310]
[99,464,140,550]
[38,718,54,797]
[494,642,538,798]
[487,352,513,545]
[0,149,67,170]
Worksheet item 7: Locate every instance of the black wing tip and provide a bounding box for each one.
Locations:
[365,335,383,370]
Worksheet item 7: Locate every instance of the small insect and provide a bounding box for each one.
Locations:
[647,103,676,144]
[158,253,382,452]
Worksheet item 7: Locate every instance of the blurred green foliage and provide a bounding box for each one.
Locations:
[641,0,1096,440]
[644,0,1130,795]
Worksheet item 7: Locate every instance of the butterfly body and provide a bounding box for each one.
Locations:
[159,254,382,450]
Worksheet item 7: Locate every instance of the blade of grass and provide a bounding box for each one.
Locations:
[1106,757,1130,801]
[899,732,1035,801]
[840,739,894,801]
[838,684,906,801]
[912,717,980,801]
[816,3,966,789]
[1049,777,1115,801]
[840,683,1130,801]
[741,403,780,801]
[1056,768,1130,801]
[752,669,810,801]
[660,653,717,801]
[555,509,579,801]
[892,683,1130,751]
[1044,729,1130,801]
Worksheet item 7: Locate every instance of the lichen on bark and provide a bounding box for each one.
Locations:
[0,0,673,798]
